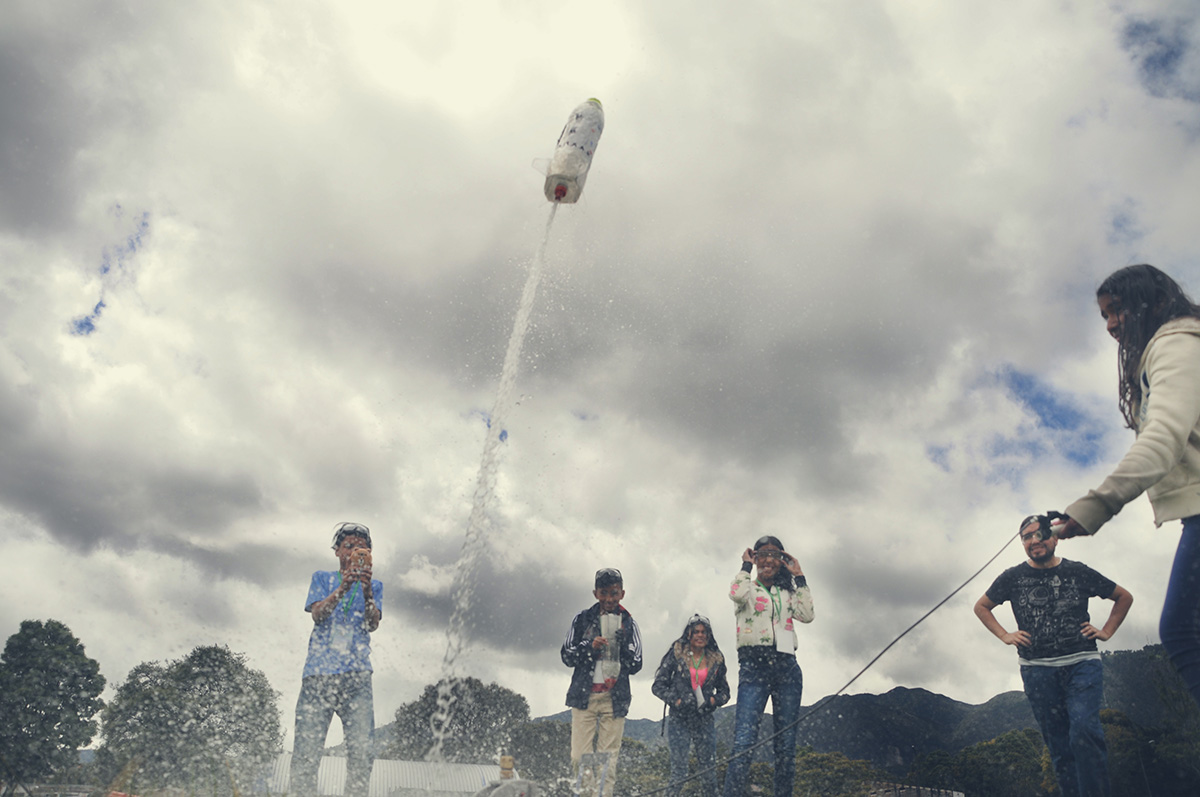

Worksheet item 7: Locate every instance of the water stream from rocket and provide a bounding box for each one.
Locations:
[425,204,558,762]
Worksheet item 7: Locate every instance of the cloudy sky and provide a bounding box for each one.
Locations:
[3,0,1200,752]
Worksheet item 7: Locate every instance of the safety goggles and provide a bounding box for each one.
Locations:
[1018,512,1067,543]
[686,615,712,638]
[594,568,623,588]
[331,521,372,550]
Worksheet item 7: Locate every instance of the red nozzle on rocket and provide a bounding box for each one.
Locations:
[544,99,604,204]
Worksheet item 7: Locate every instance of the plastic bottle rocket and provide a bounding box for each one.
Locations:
[544,98,604,203]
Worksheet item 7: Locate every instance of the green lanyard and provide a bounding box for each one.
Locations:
[336,574,362,615]
[756,580,783,621]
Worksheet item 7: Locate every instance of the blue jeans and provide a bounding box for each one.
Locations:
[1160,515,1200,708]
[292,672,375,797]
[1020,660,1108,797]
[722,649,803,797]
[667,712,717,797]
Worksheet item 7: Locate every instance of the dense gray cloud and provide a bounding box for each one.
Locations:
[2,0,1199,748]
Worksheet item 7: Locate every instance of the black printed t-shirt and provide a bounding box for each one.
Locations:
[985,559,1116,661]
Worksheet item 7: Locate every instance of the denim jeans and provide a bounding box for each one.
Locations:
[667,712,717,797]
[721,649,803,797]
[291,672,375,797]
[1020,659,1108,797]
[1160,515,1200,708]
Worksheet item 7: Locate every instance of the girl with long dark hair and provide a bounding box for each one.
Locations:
[1058,264,1200,707]
[721,536,814,797]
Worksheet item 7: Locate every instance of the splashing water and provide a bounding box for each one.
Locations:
[426,205,558,761]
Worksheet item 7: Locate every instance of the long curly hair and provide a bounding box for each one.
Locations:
[679,614,722,654]
[1097,265,1200,429]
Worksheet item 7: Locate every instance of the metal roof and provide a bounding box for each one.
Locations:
[261,753,517,797]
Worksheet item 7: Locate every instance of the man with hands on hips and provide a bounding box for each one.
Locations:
[974,515,1132,797]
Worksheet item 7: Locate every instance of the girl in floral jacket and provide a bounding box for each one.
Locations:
[722,536,813,797]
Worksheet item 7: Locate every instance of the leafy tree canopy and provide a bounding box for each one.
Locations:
[507,720,572,792]
[97,645,281,797]
[612,738,667,797]
[388,677,530,764]
[908,728,1045,797]
[793,748,886,797]
[0,619,105,796]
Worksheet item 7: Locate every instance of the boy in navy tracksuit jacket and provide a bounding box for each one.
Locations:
[560,568,643,797]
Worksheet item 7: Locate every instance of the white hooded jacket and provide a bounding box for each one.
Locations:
[1067,316,1200,531]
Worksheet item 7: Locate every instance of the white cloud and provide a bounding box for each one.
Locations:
[2,0,1198,753]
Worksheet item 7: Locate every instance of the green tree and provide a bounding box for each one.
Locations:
[1100,710,1154,797]
[905,749,957,791]
[907,728,1048,796]
[97,645,281,797]
[611,738,667,797]
[1144,652,1200,794]
[792,748,883,797]
[745,760,774,797]
[1100,706,1200,795]
[388,677,530,763]
[0,619,106,797]
[507,720,573,797]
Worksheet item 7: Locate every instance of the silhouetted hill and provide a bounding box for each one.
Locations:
[948,690,1034,748]
[791,686,1036,773]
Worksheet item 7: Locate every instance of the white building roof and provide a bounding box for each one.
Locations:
[261,753,516,797]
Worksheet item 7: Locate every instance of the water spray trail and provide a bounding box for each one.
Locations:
[426,204,558,761]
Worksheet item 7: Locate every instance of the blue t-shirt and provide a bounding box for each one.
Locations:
[302,570,384,678]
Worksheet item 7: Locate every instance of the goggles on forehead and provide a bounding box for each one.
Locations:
[1019,511,1068,542]
[332,521,372,550]
[595,568,623,588]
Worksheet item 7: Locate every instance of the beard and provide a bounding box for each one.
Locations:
[1028,545,1055,563]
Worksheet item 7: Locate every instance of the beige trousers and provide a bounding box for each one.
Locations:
[570,691,625,797]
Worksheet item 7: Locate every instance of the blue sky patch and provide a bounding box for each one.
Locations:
[100,210,150,276]
[1108,200,1145,247]
[1122,17,1200,103]
[72,209,151,335]
[70,300,106,336]
[926,444,952,472]
[985,433,1047,460]
[997,367,1084,431]
[996,366,1106,468]
[929,367,1109,484]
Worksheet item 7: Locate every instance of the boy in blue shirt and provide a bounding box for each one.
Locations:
[290,522,383,797]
